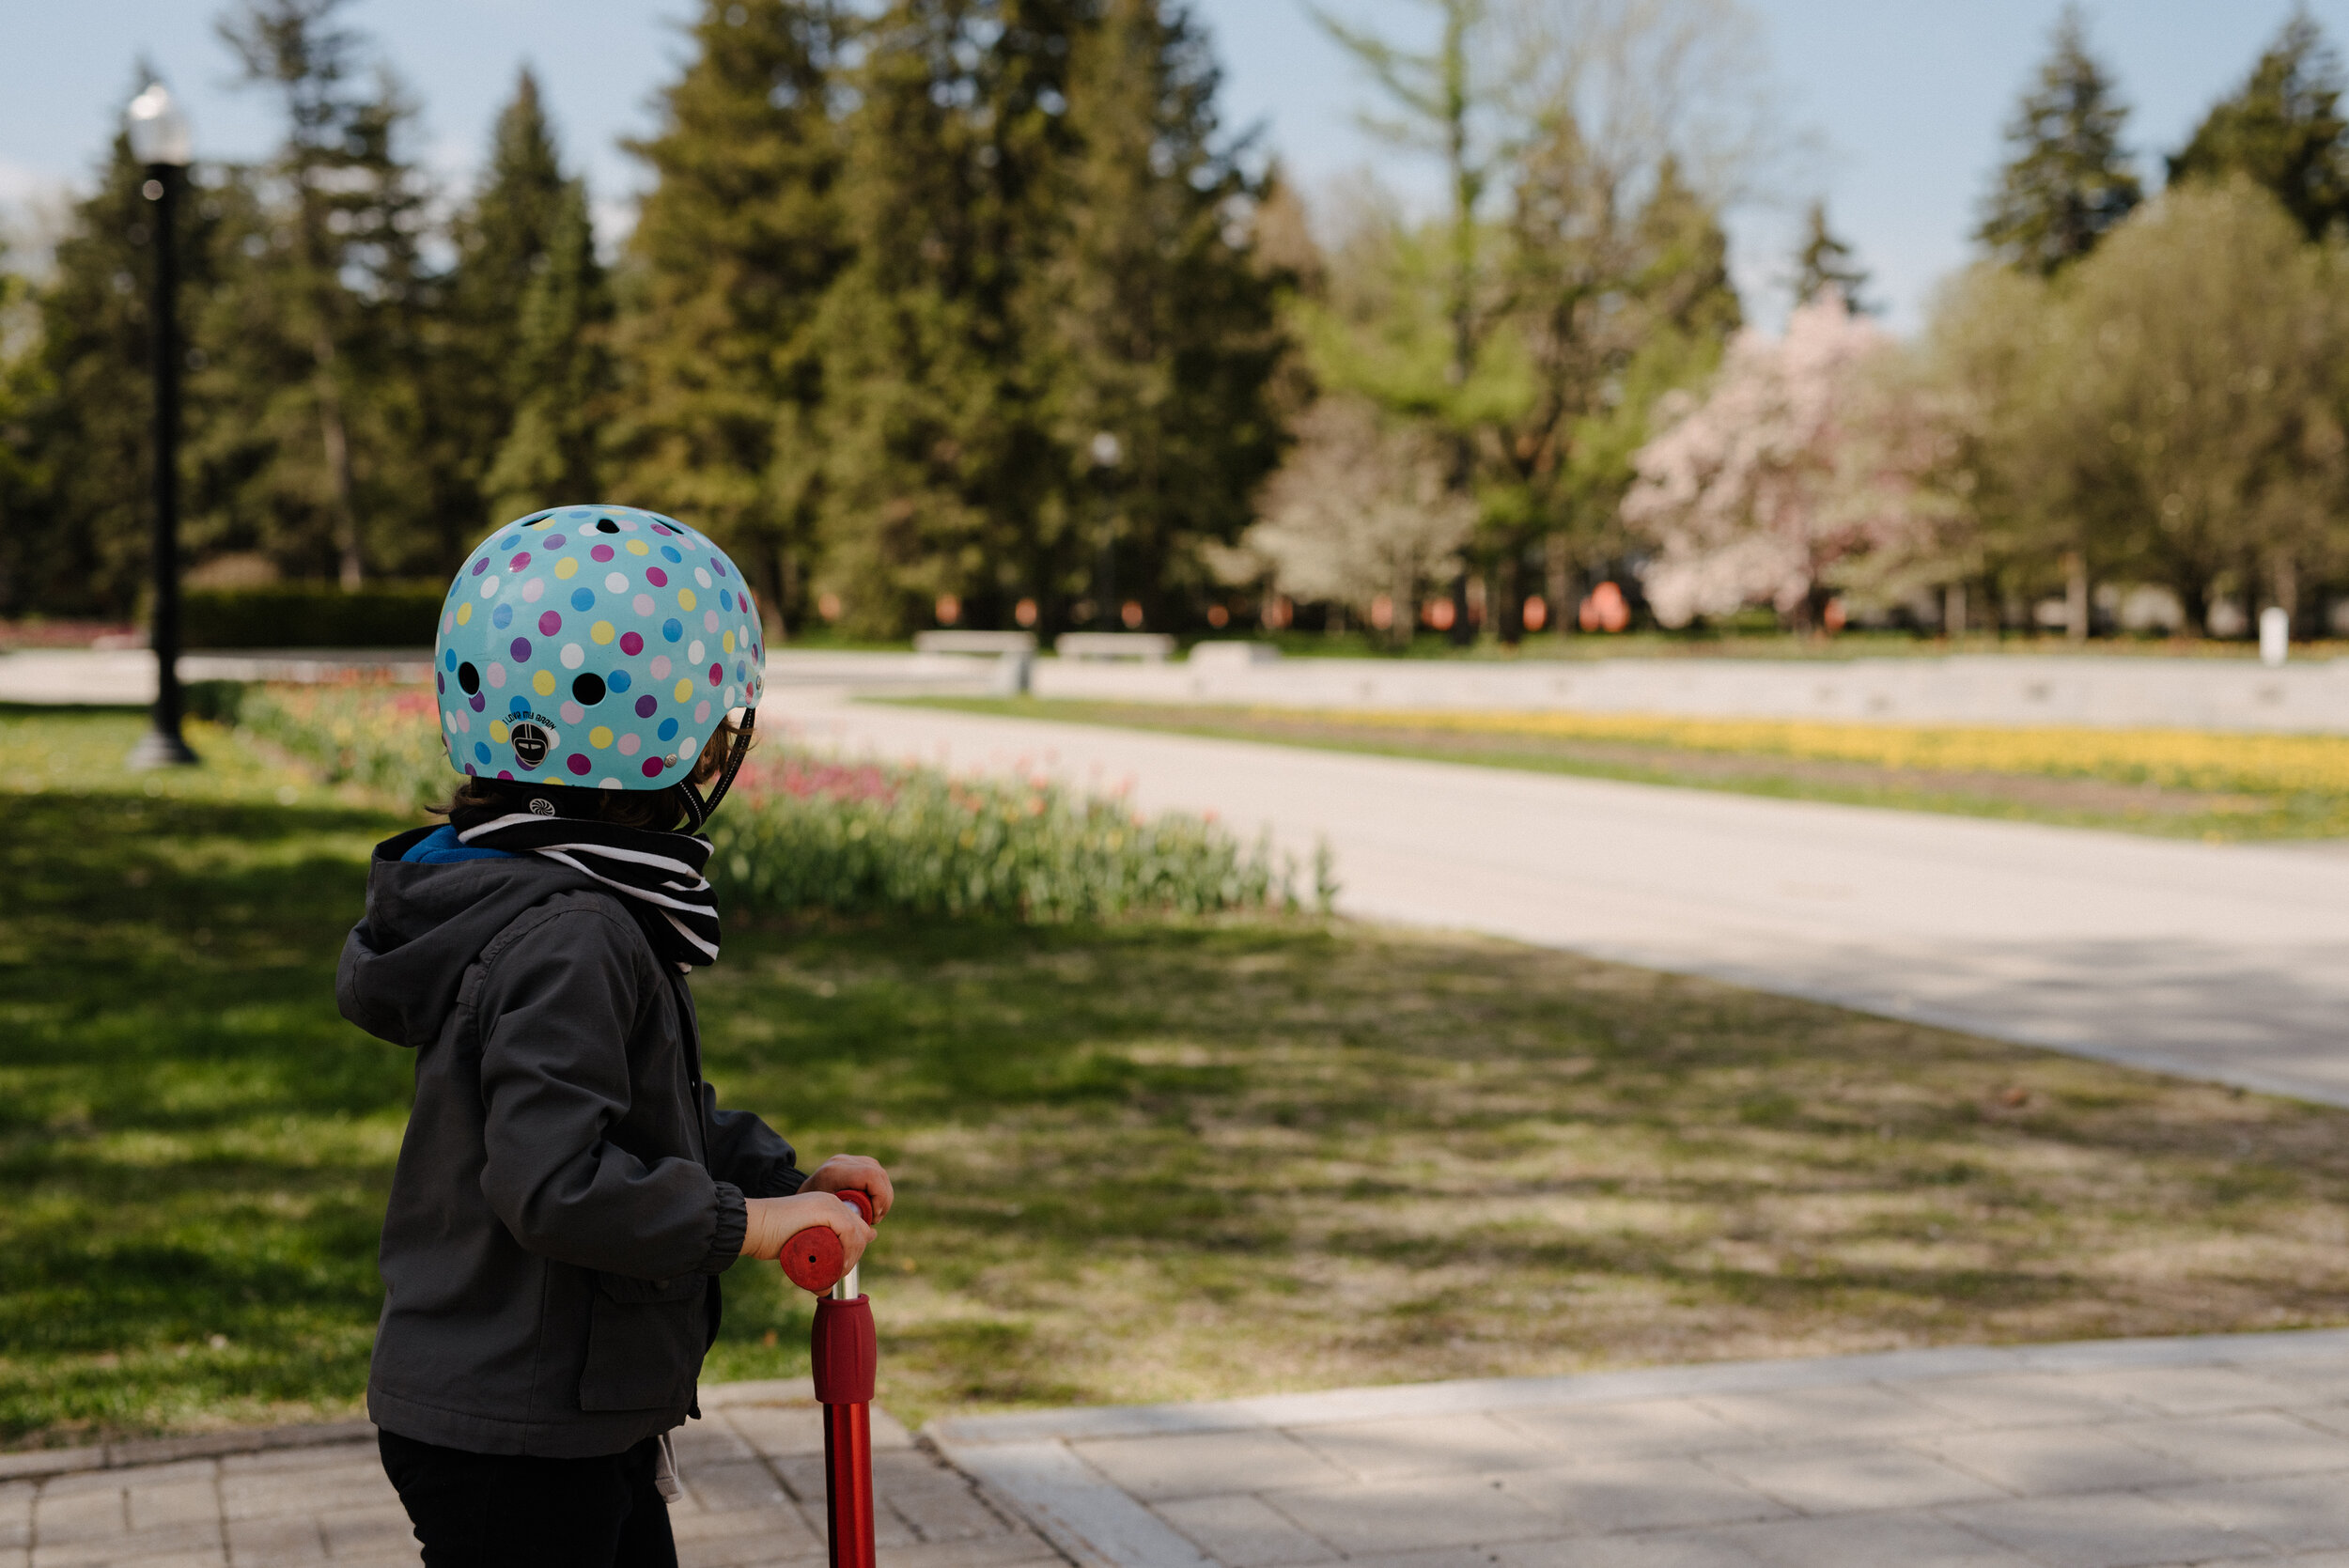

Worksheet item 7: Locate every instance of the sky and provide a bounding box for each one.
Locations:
[6,0,2348,333]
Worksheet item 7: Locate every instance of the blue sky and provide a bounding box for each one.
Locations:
[6,1,2345,332]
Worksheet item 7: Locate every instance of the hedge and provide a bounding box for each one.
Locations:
[181,584,444,649]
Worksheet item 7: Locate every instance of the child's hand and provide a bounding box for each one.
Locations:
[803,1155,894,1221]
[740,1191,874,1271]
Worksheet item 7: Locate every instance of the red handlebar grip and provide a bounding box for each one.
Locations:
[777,1188,879,1293]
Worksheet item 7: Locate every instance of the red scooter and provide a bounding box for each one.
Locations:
[779,1190,880,1568]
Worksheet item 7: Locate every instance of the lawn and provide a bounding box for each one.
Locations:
[7,706,2349,1448]
[910,697,2349,841]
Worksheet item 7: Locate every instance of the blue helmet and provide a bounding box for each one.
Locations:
[433,505,766,812]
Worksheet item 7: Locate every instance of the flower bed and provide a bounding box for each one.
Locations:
[226,682,1308,920]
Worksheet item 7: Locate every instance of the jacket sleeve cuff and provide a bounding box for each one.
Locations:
[702,1181,749,1274]
[753,1165,807,1199]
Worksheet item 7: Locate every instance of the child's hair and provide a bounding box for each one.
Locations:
[432,715,752,833]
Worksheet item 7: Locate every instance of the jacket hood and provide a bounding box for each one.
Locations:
[337,827,605,1048]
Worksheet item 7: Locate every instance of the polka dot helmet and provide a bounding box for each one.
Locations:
[433,505,766,794]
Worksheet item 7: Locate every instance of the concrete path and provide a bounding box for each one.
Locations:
[0,1381,1056,1568]
[770,691,2349,1110]
[933,1327,2349,1568]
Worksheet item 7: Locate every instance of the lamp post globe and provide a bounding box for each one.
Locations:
[126,81,197,769]
[126,84,194,168]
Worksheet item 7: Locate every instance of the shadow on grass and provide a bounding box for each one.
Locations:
[0,781,405,1443]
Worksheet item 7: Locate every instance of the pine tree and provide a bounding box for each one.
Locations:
[1041,0,1287,629]
[1976,6,2142,275]
[481,179,612,523]
[610,0,848,629]
[1793,199,1872,313]
[213,0,437,585]
[448,69,607,532]
[2170,8,2349,241]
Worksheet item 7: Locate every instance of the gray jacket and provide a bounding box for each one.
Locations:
[338,826,804,1457]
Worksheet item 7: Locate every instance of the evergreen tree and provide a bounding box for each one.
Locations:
[610,0,848,629]
[1793,198,1872,313]
[1976,6,2142,275]
[481,179,612,523]
[448,69,608,532]
[1039,0,1288,629]
[2169,8,2349,241]
[213,0,437,585]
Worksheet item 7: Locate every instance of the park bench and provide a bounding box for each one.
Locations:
[1054,632,1176,662]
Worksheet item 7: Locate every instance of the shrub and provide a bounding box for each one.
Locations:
[182,584,445,650]
[227,682,1314,919]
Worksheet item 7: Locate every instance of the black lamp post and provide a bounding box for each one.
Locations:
[1090,430,1122,627]
[126,82,198,769]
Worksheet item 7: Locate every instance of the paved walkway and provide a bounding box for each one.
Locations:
[0,1382,1057,1568]
[933,1328,2349,1568]
[770,691,2349,1110]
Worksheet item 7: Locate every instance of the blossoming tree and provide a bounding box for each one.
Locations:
[1622,289,1959,629]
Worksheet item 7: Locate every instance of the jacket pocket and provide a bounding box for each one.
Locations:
[578,1270,707,1412]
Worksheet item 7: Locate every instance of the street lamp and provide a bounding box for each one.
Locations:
[126,82,197,768]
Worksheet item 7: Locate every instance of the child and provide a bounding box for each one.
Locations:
[337,505,891,1566]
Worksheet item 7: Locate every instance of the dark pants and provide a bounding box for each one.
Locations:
[377,1428,677,1568]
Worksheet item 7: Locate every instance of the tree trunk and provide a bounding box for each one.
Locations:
[313,334,362,592]
[1943,581,1966,641]
[2063,551,2088,643]
[1546,536,1577,643]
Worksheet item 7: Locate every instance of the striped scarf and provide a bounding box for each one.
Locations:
[457,814,721,971]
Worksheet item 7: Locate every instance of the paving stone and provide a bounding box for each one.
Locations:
[29,1519,223,1568]
[882,1473,1011,1543]
[878,1538,1070,1568]
[1940,1492,2262,1568]
[315,1505,413,1558]
[2118,1412,2349,1481]
[1071,1431,1350,1501]
[125,1480,218,1531]
[221,1514,323,1565]
[0,1452,101,1485]
[1922,1424,2203,1497]
[221,1470,396,1522]
[669,1502,812,1548]
[1500,1456,1789,1535]
[672,1419,756,1467]
[679,1459,790,1515]
[677,1529,827,1568]
[1900,1372,2145,1430]
[1289,1414,1566,1483]
[1723,1513,2039,1567]
[0,1481,34,1552]
[1700,1442,2002,1514]
[1489,1399,1747,1460]
[1693,1383,1942,1440]
[1495,1532,1759,1567]
[1152,1493,1340,1567]
[31,1486,126,1544]
[1331,1547,1535,1568]
[1261,1477,1560,1553]
[2245,1358,2349,1405]
[2051,1366,2292,1418]
[2157,1471,2349,1553]
[721,1405,826,1460]
[217,1446,377,1479]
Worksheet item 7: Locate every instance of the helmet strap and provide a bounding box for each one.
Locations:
[677,708,757,833]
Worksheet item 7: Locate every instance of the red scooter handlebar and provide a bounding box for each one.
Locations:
[778,1188,877,1294]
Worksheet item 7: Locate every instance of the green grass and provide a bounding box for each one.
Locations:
[8,707,2349,1446]
[902,697,2349,841]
